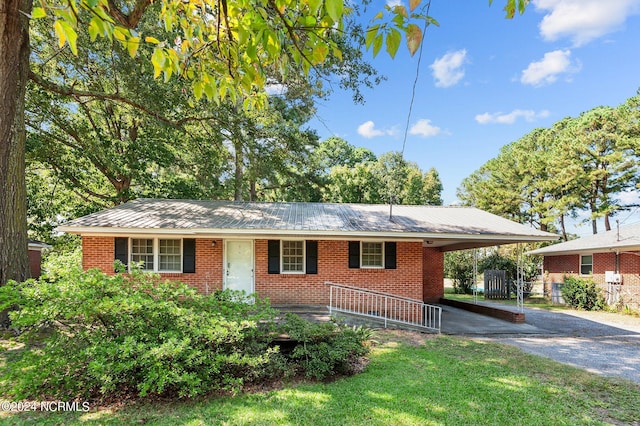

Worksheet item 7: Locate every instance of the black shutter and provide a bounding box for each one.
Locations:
[114,237,128,271]
[306,241,318,274]
[183,239,196,273]
[348,241,360,269]
[385,242,397,269]
[268,240,280,274]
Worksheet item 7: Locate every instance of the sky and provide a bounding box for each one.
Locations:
[307,0,640,236]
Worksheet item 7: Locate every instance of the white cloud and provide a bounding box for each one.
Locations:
[520,50,580,86]
[533,0,640,46]
[386,0,403,7]
[357,121,397,138]
[264,83,287,96]
[475,109,550,125]
[409,119,441,137]
[430,49,467,88]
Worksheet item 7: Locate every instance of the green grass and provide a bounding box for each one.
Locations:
[2,331,639,425]
[444,291,566,310]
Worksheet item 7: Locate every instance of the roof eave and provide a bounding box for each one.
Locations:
[57,225,559,244]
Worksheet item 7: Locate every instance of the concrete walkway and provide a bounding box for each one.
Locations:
[441,302,640,384]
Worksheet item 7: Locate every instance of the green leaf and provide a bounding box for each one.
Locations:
[372,33,383,57]
[365,25,379,49]
[54,20,78,55]
[308,0,322,14]
[128,36,140,58]
[151,48,166,79]
[325,0,343,23]
[406,24,422,56]
[145,36,161,45]
[88,18,101,41]
[31,7,46,19]
[312,45,329,63]
[385,29,401,59]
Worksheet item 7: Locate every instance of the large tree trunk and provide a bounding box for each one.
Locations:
[559,214,568,241]
[0,0,32,326]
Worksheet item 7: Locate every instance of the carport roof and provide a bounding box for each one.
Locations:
[528,222,640,256]
[58,199,558,251]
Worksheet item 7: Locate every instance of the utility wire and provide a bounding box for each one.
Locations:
[401,0,433,157]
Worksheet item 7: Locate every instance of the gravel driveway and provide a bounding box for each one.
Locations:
[479,306,640,384]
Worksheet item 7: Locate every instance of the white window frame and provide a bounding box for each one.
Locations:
[158,239,183,273]
[580,254,593,276]
[129,237,183,273]
[360,241,384,269]
[131,238,155,271]
[281,239,305,274]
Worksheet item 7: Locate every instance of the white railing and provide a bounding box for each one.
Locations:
[326,282,441,333]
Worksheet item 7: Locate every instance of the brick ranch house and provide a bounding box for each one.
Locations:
[58,199,557,305]
[528,223,640,309]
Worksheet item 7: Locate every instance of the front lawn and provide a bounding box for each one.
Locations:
[2,330,639,425]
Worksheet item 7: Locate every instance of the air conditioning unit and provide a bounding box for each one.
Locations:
[605,271,623,283]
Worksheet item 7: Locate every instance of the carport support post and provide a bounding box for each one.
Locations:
[516,243,524,312]
[473,248,478,304]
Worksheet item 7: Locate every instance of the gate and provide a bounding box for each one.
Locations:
[484,270,509,300]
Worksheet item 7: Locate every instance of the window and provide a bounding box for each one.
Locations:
[281,240,305,273]
[131,238,154,270]
[159,239,182,272]
[361,242,384,268]
[580,255,593,275]
[129,238,184,273]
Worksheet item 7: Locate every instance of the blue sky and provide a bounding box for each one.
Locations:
[308,0,640,236]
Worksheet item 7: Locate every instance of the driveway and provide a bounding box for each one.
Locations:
[441,303,640,384]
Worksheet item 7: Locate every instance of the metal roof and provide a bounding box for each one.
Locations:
[528,222,640,256]
[58,199,558,251]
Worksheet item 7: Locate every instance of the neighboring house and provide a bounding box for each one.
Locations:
[58,199,557,305]
[28,239,51,279]
[528,223,640,308]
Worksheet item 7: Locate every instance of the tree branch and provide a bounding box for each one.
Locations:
[106,0,152,29]
[29,70,225,128]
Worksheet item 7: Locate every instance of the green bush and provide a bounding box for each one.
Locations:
[561,276,606,311]
[0,265,373,400]
[444,250,476,294]
[0,268,281,399]
[278,314,371,380]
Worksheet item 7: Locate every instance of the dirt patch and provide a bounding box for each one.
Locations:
[373,328,439,347]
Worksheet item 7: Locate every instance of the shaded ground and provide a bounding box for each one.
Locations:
[465,303,640,384]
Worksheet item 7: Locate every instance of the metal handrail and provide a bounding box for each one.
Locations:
[326,281,441,333]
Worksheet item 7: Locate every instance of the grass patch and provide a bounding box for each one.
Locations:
[444,292,564,310]
[2,331,639,425]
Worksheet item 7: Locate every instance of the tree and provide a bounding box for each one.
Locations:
[457,94,640,239]
[557,106,639,233]
[1,0,527,311]
[322,147,443,205]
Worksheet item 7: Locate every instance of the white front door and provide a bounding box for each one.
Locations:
[224,240,254,295]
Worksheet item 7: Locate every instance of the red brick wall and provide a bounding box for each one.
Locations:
[544,252,640,304]
[544,254,579,283]
[81,236,438,305]
[28,250,42,279]
[422,247,444,302]
[82,237,224,295]
[255,240,424,305]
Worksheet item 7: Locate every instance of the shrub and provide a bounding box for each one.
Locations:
[278,314,371,380]
[561,276,606,311]
[0,268,281,399]
[444,250,476,294]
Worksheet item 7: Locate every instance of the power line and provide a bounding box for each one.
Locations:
[401,0,433,157]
